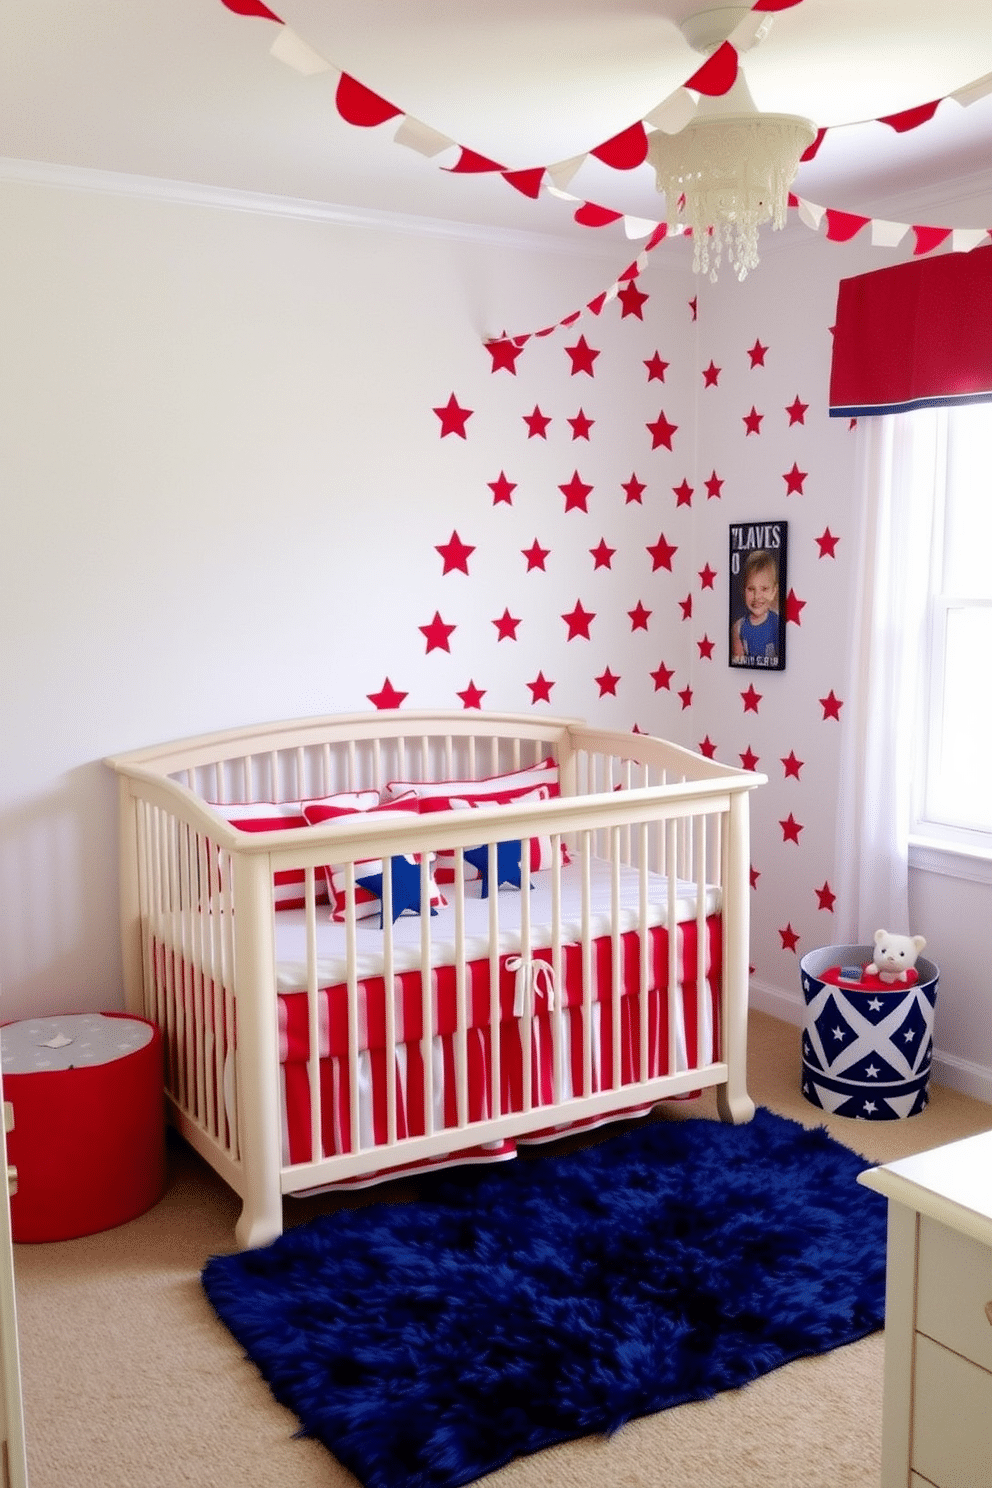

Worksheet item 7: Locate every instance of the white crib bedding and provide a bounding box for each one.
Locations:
[271,857,720,994]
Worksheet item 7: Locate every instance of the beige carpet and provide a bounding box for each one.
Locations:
[13,1011,992,1488]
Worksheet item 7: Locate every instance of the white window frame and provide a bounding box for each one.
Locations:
[910,404,992,884]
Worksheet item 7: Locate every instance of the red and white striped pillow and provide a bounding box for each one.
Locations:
[383,756,560,804]
[211,793,380,910]
[418,784,567,885]
[302,795,446,924]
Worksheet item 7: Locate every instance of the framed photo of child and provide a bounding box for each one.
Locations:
[728,521,788,671]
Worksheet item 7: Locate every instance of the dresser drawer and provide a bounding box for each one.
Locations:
[913,1335,992,1488]
[916,1214,992,1372]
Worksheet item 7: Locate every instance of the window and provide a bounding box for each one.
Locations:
[913,402,992,856]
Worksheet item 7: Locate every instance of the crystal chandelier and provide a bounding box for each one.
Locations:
[647,18,816,282]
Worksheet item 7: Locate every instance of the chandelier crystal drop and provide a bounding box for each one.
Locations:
[648,111,817,282]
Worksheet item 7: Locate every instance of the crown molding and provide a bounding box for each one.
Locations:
[0,155,625,261]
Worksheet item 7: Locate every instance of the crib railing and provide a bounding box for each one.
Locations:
[108,714,763,1247]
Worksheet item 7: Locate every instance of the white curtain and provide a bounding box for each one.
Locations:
[834,409,943,945]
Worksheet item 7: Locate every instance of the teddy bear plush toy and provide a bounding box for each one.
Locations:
[865,929,927,985]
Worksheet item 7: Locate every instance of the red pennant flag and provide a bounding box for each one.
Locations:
[645,224,669,249]
[686,41,738,96]
[912,225,953,255]
[880,100,941,132]
[752,0,805,9]
[824,209,871,242]
[587,293,607,316]
[445,148,506,173]
[801,128,827,162]
[335,73,402,127]
[220,0,282,16]
[502,168,545,198]
[574,203,624,227]
[590,123,649,171]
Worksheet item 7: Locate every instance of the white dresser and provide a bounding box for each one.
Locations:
[859,1130,992,1488]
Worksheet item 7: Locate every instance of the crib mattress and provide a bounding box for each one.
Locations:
[272,857,720,992]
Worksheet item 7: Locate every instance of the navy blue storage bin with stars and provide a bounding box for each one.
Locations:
[800,944,939,1120]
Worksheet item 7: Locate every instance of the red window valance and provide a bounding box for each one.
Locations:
[829,245,992,417]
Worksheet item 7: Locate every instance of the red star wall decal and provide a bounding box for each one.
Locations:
[678,594,693,620]
[742,406,764,435]
[590,539,615,570]
[567,409,594,440]
[820,690,843,720]
[595,667,621,696]
[741,684,762,713]
[673,479,694,508]
[698,563,717,589]
[647,411,678,450]
[617,281,649,319]
[815,881,837,912]
[419,612,456,653]
[779,924,801,953]
[644,352,668,382]
[780,813,804,844]
[702,361,721,387]
[678,686,693,710]
[457,681,486,709]
[629,601,652,631]
[367,678,407,710]
[750,865,761,889]
[704,471,724,500]
[816,527,839,558]
[740,747,760,772]
[785,589,807,625]
[699,736,718,759]
[783,462,808,495]
[485,339,522,374]
[527,671,554,704]
[560,471,593,513]
[781,751,804,779]
[565,335,600,376]
[487,472,516,506]
[492,608,521,641]
[697,635,715,660]
[747,339,768,367]
[562,600,595,640]
[433,393,473,438]
[647,533,678,571]
[688,297,698,321]
[785,395,809,425]
[435,531,475,575]
[523,405,551,439]
[522,539,550,571]
[622,474,646,504]
[650,661,675,691]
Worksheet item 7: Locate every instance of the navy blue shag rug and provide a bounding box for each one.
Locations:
[202,1108,886,1488]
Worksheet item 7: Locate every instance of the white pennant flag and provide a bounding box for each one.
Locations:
[546,155,588,190]
[870,219,909,247]
[393,117,456,159]
[796,197,826,231]
[952,227,991,252]
[269,27,332,75]
[623,216,661,240]
[643,90,698,135]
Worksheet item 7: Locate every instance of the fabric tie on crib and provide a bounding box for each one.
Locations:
[507,955,556,1018]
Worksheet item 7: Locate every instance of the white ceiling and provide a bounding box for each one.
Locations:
[2,0,991,244]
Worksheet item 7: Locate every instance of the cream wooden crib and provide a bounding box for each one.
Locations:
[107,711,765,1249]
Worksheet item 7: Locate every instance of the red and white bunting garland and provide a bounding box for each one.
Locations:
[220,0,992,214]
[220,0,992,346]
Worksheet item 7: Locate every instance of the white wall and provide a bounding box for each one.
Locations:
[0,174,693,1020]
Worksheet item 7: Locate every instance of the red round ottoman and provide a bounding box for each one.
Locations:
[2,1012,165,1243]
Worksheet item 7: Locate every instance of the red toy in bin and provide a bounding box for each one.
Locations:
[2,1012,165,1242]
